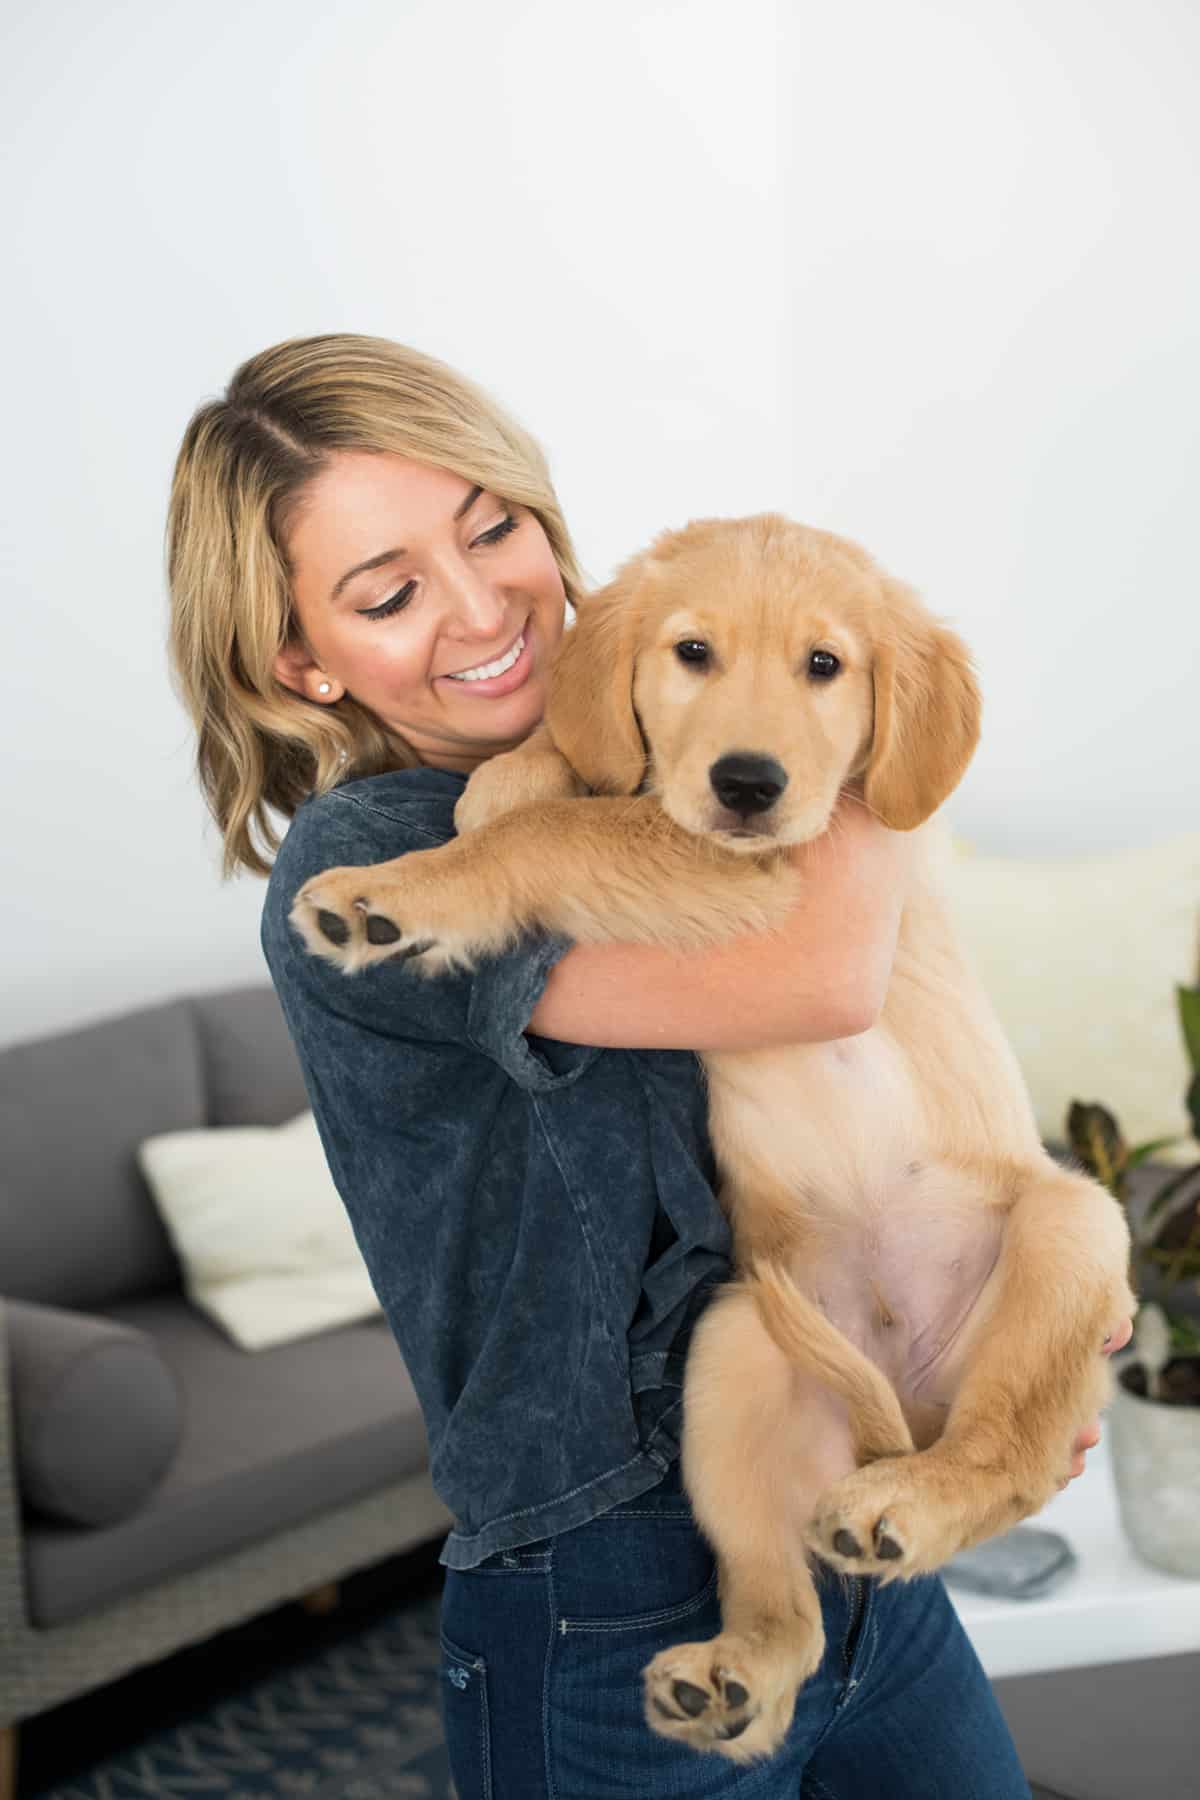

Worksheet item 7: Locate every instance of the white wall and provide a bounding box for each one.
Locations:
[778,0,1200,853]
[2,0,1196,1048]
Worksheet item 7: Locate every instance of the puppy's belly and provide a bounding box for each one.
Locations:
[707,1028,927,1212]
[795,1194,1004,1431]
[706,1031,1005,1425]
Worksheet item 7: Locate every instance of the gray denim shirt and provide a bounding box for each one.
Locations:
[260,767,732,1568]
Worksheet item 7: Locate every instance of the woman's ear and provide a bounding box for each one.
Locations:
[273,641,344,704]
[863,581,982,830]
[545,556,649,794]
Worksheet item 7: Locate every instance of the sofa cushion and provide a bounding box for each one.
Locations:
[191,984,309,1128]
[0,997,203,1309]
[6,1299,182,1526]
[137,1111,382,1350]
[21,1293,433,1627]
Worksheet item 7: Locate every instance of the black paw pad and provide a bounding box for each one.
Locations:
[874,1519,903,1560]
[719,1715,752,1741]
[672,1680,710,1718]
[723,1680,749,1709]
[316,909,350,946]
[365,914,402,945]
[833,1528,862,1558]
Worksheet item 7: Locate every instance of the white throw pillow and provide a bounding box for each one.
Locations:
[138,1112,382,1350]
[943,831,1200,1163]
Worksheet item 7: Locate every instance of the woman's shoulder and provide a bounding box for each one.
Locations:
[278,766,464,868]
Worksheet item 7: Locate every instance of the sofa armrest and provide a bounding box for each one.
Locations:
[2,1296,181,1528]
[0,1296,31,1645]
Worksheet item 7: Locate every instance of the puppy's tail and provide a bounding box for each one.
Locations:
[746,1260,915,1463]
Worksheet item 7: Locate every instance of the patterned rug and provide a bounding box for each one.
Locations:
[28,1592,454,1800]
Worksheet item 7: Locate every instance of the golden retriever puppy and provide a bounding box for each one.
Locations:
[293,516,1134,1764]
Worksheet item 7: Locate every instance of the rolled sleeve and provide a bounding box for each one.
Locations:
[263,772,602,1097]
[467,929,601,1093]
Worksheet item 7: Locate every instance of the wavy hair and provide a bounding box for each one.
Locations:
[167,334,585,877]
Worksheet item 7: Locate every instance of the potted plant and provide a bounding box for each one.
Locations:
[1067,981,1200,1577]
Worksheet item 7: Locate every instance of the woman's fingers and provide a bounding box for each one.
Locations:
[1058,1320,1132,1488]
[1074,1418,1102,1454]
[1063,1416,1103,1487]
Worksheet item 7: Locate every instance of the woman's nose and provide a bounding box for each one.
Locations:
[437,553,508,635]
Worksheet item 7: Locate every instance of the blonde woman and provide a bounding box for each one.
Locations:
[168,335,1113,1798]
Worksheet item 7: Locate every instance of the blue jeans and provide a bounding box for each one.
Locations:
[440,1461,1031,1798]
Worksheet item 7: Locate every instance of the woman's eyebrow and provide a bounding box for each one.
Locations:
[328,485,485,603]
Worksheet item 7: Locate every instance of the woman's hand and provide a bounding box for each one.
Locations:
[1063,1316,1134,1485]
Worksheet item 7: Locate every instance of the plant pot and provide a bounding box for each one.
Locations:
[1108,1357,1200,1577]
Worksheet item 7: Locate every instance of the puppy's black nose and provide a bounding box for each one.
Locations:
[709,753,788,816]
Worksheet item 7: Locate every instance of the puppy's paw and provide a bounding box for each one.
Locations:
[291,867,446,975]
[806,1458,961,1580]
[643,1630,819,1764]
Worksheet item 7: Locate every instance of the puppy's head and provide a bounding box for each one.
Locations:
[546,515,980,847]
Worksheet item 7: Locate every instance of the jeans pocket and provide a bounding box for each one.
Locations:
[547,1574,724,1800]
[556,1565,719,1637]
[549,1509,716,1626]
[440,1631,493,1800]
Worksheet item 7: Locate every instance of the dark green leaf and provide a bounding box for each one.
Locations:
[1143,1247,1200,1279]
[1129,1136,1186,1168]
[1178,985,1200,1075]
[1145,1163,1200,1223]
[1149,1196,1200,1254]
[1167,1312,1200,1357]
[1067,1101,1128,1196]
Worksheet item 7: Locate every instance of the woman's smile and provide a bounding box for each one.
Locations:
[440,616,532,692]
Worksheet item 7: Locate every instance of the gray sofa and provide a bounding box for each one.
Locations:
[0,984,452,1790]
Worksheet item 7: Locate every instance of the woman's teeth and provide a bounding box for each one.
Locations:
[446,632,525,682]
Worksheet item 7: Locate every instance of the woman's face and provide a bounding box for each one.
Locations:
[277,452,568,773]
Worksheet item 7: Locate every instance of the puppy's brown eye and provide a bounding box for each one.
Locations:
[808,650,841,680]
[676,640,710,667]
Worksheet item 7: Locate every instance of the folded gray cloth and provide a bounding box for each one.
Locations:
[5,1298,182,1526]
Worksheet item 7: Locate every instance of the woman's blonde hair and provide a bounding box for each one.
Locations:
[167,333,585,877]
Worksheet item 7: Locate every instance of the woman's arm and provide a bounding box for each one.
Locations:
[529,795,914,1051]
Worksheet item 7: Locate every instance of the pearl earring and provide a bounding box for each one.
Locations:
[317,680,332,696]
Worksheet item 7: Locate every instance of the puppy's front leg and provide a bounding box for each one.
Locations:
[292,795,798,975]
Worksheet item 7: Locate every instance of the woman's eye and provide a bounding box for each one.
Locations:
[473,513,519,548]
[675,639,710,667]
[358,581,416,621]
[355,515,516,621]
[809,649,841,680]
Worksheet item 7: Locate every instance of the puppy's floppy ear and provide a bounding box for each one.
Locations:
[864,580,982,830]
[545,555,649,794]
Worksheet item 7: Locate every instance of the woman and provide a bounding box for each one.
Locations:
[168,334,1117,1798]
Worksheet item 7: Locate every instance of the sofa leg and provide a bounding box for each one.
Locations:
[299,1581,341,1616]
[1,1722,17,1800]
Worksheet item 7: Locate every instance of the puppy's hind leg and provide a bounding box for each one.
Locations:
[643,1284,857,1764]
[808,1160,1136,1579]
